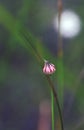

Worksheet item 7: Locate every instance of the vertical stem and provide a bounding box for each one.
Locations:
[46,75,64,130]
[51,90,55,130]
[57,0,62,51]
[57,0,64,108]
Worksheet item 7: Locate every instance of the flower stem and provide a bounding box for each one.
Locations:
[20,28,44,65]
[51,90,55,130]
[46,75,64,130]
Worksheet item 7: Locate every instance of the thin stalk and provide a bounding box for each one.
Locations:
[46,75,64,130]
[51,90,55,130]
[19,27,44,66]
[57,0,63,55]
[57,2,64,129]
[57,0,64,108]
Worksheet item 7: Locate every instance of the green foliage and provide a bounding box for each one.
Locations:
[0,1,84,129]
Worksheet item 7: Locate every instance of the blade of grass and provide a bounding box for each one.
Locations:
[57,0,64,108]
[51,90,55,130]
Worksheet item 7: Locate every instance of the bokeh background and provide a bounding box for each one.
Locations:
[0,0,84,130]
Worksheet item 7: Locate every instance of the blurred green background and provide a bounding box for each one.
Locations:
[0,0,84,130]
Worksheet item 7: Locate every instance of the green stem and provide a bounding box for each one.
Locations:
[46,75,64,130]
[51,90,55,130]
[19,26,44,66]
